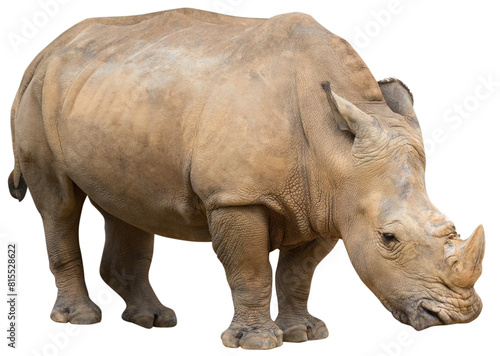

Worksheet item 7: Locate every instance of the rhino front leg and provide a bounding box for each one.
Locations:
[275,236,338,342]
[209,206,283,350]
[96,207,177,328]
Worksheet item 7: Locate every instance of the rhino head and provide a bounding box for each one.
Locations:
[322,79,484,330]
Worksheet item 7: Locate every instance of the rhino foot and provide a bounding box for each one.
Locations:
[275,314,329,342]
[122,304,177,328]
[50,297,102,324]
[221,323,283,350]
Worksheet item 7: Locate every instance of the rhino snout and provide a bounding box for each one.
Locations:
[409,291,483,331]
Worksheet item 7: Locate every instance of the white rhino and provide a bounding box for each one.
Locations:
[8,8,484,350]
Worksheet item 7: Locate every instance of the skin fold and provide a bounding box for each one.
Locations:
[8,8,484,350]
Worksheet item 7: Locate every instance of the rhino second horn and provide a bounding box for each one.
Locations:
[445,225,485,288]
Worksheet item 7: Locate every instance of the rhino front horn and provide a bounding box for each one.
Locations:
[445,225,485,288]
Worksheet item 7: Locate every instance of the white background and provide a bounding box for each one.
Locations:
[1,1,499,355]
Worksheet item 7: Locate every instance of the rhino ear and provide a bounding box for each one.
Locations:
[378,78,417,120]
[321,81,378,139]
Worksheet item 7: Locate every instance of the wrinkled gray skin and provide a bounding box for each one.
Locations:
[8,8,484,350]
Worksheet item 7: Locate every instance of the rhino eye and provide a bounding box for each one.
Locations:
[382,233,399,245]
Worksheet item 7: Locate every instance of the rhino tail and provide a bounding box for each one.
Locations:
[8,166,27,202]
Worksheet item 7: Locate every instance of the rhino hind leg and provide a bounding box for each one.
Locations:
[37,178,101,324]
[96,206,176,328]
[209,206,283,350]
[275,237,339,342]
[13,84,101,324]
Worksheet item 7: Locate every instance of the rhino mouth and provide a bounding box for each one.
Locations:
[408,296,482,331]
[385,301,442,330]
[412,300,445,330]
[382,289,482,331]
